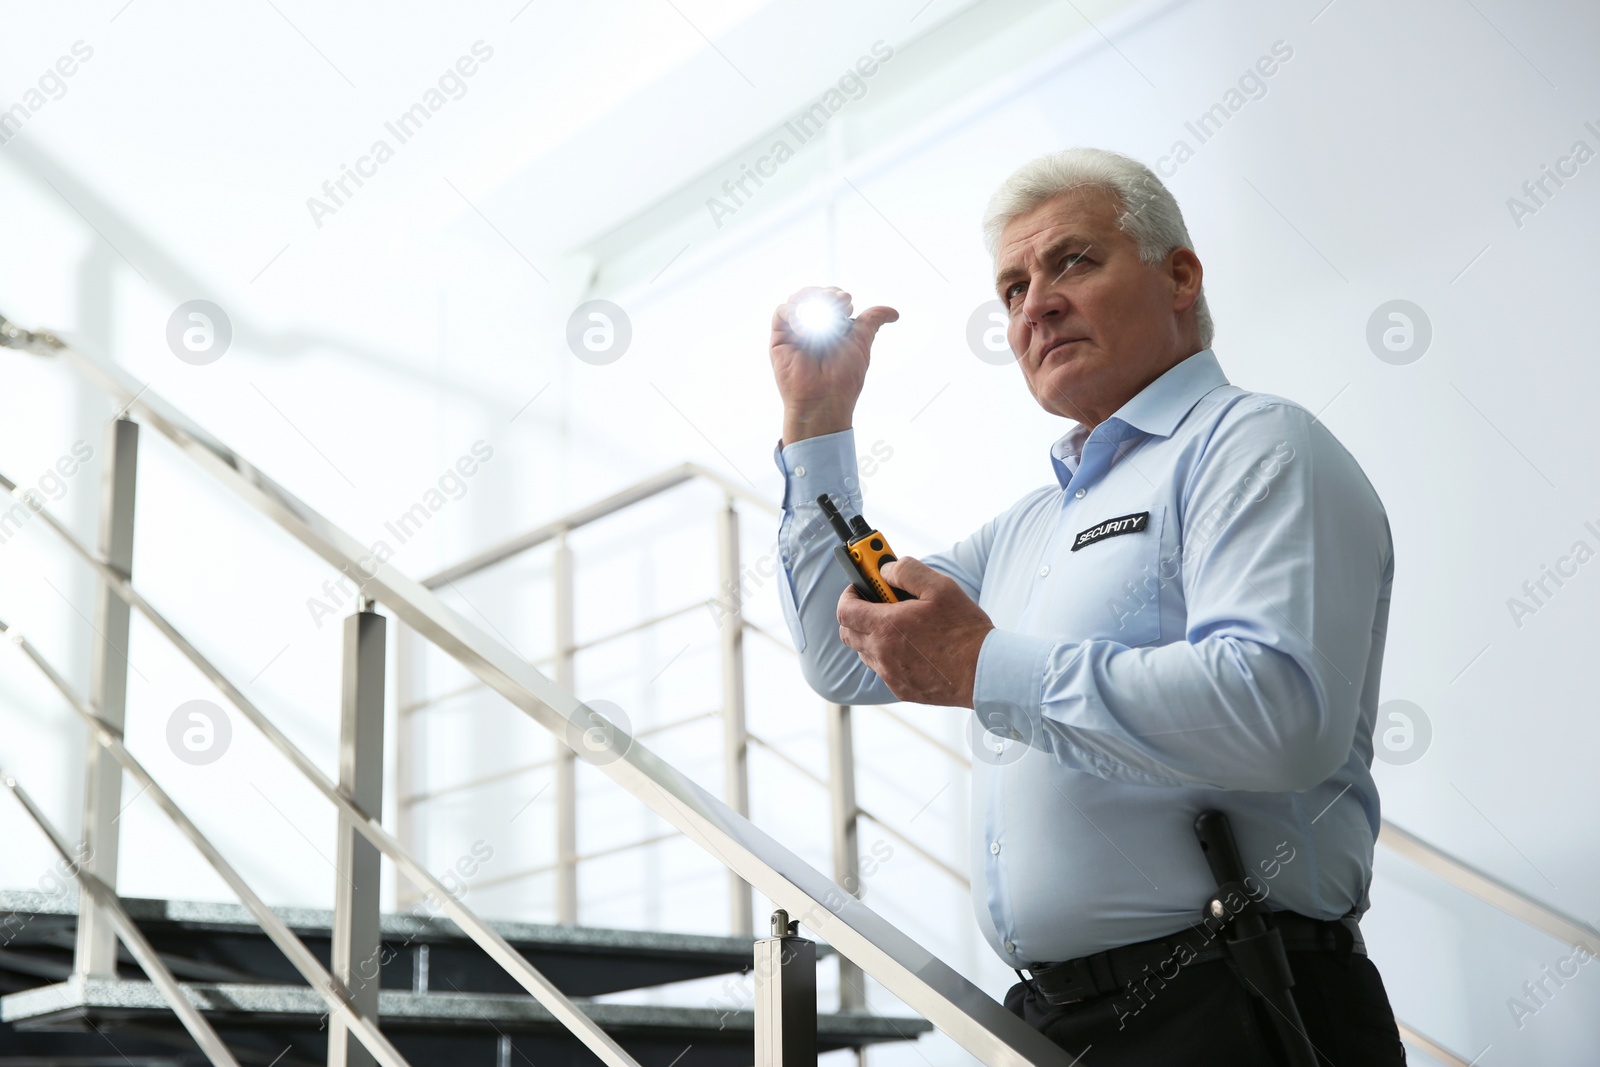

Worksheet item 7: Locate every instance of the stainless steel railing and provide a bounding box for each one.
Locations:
[0,622,435,1067]
[396,460,977,1013]
[0,462,643,1066]
[398,466,975,873]
[1,770,243,1067]
[1,315,1073,1065]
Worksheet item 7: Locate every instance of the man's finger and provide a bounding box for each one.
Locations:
[839,626,876,659]
[855,305,900,341]
[880,556,942,595]
[838,588,864,630]
[837,584,882,632]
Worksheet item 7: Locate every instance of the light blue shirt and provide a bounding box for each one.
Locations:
[773,349,1394,964]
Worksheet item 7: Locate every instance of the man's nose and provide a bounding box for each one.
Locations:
[1021,272,1067,324]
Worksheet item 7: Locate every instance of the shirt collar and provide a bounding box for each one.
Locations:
[1047,348,1229,485]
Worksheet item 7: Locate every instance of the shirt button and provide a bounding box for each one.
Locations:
[1004,939,1016,953]
[1039,565,1050,577]
[990,841,1001,855]
[1074,488,1086,499]
[794,465,806,477]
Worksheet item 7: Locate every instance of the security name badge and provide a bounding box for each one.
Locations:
[1070,511,1151,552]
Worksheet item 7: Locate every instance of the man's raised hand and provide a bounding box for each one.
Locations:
[771,286,898,445]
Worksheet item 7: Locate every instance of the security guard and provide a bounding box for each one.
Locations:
[767,147,1407,1064]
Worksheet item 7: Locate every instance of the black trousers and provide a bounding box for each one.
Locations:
[1005,950,1408,1065]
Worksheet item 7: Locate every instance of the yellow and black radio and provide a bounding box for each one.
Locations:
[818,494,912,604]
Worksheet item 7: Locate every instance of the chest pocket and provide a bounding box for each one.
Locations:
[1041,503,1168,648]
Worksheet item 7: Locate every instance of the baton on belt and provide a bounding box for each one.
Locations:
[1195,811,1320,1067]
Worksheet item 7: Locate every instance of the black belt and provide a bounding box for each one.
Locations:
[1024,912,1364,1007]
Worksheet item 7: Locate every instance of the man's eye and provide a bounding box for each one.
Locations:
[1005,282,1025,303]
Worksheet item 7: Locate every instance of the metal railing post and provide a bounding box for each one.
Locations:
[755,908,818,1066]
[554,530,578,923]
[826,702,866,1012]
[75,414,138,978]
[718,499,752,937]
[330,598,386,1067]
[394,622,419,909]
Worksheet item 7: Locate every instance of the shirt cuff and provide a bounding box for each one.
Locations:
[772,428,860,509]
[972,628,1055,741]
[772,428,860,657]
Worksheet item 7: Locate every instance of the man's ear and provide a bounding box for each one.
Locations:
[1169,247,1203,315]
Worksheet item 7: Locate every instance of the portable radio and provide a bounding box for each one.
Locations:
[817,494,912,604]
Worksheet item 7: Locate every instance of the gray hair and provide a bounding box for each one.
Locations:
[981,147,1213,348]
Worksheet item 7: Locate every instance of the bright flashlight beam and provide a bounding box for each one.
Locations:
[793,297,847,342]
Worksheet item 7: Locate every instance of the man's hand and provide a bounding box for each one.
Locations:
[771,286,898,445]
[837,557,995,707]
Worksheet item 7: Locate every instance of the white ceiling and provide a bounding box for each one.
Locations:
[0,0,1149,306]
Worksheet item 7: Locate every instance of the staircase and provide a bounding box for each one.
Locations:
[0,890,927,1065]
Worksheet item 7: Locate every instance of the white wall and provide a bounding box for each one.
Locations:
[2,0,1597,1064]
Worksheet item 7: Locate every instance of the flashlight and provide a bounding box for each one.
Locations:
[818,494,911,603]
[792,296,850,346]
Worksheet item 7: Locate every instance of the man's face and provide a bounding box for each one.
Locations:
[994,186,1202,426]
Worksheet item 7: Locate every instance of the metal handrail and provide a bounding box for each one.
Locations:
[723,598,969,767]
[403,708,721,807]
[741,735,972,890]
[0,624,418,1067]
[748,731,830,789]
[400,677,489,715]
[0,465,644,1066]
[743,616,797,653]
[1379,820,1600,955]
[421,462,779,589]
[417,450,979,917]
[1397,1023,1471,1067]
[472,832,684,894]
[857,809,970,890]
[865,703,974,768]
[400,599,713,717]
[427,548,968,903]
[1,770,243,1067]
[3,318,1073,1063]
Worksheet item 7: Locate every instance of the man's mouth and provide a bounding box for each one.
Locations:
[1039,337,1087,361]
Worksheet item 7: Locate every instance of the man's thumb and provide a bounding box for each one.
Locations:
[855,305,900,341]
[882,556,936,594]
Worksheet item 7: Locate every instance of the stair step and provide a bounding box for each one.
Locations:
[3,977,931,1066]
[1,891,765,996]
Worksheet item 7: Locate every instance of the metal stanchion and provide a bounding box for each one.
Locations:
[755,909,818,1066]
[330,599,386,1067]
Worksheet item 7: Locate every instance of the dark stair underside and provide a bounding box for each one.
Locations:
[0,892,931,1066]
